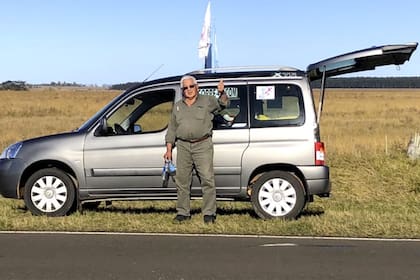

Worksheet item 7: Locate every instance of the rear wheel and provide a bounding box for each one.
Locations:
[251,171,306,219]
[24,168,76,216]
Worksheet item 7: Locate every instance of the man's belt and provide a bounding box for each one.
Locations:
[178,134,210,143]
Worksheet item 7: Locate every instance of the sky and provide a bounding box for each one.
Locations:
[1,0,420,85]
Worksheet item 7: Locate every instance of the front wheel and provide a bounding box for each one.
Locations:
[24,168,76,216]
[251,171,306,219]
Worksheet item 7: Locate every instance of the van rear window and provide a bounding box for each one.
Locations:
[250,84,304,127]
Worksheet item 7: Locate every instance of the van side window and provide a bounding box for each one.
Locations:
[250,84,304,127]
[198,85,248,129]
[104,89,175,136]
[135,101,173,133]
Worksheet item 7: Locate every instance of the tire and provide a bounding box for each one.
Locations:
[24,168,76,216]
[251,171,306,219]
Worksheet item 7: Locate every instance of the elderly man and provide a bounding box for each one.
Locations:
[164,75,228,223]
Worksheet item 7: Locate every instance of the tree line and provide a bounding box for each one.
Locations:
[311,77,420,88]
[0,81,28,91]
[3,77,420,91]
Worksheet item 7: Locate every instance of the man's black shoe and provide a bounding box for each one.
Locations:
[203,215,216,224]
[173,215,191,222]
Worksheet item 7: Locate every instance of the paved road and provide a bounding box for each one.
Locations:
[0,232,419,280]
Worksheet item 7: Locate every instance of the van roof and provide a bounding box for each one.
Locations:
[139,66,306,89]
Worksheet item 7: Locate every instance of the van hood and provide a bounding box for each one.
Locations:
[22,131,82,145]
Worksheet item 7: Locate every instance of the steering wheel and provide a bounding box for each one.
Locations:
[114,123,127,135]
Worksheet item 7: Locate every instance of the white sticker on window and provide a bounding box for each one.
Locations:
[199,87,238,98]
[256,86,275,100]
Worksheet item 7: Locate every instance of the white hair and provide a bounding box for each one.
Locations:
[180,75,197,87]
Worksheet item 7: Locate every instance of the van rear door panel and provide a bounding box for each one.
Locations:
[307,43,418,81]
[192,82,250,196]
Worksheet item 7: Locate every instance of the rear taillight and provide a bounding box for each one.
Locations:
[315,142,325,165]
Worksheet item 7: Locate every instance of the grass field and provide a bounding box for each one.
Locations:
[0,87,419,238]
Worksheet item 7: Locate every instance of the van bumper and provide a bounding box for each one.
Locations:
[0,158,24,199]
[298,165,331,196]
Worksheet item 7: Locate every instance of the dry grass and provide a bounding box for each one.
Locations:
[0,87,419,238]
[2,87,419,154]
[316,88,420,156]
[0,87,119,149]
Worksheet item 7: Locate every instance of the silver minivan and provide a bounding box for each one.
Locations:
[0,43,417,219]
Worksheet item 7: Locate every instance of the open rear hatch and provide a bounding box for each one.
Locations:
[307,43,418,122]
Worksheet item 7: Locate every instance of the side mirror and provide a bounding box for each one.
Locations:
[94,118,109,136]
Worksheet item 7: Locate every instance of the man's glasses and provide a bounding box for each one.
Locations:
[182,84,196,91]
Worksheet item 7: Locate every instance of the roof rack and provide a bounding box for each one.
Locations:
[187,65,301,75]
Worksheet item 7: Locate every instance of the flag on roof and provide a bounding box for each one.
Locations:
[198,1,211,59]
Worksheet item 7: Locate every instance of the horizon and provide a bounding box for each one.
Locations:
[4,76,420,90]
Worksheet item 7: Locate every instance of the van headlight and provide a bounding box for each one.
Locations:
[0,142,23,159]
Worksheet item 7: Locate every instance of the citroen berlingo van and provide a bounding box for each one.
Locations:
[0,43,417,219]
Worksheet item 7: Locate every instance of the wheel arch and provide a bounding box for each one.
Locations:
[247,163,308,196]
[18,160,79,198]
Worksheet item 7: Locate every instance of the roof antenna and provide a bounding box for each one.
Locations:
[143,64,164,82]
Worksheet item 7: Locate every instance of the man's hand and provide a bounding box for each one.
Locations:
[217,79,224,93]
[163,143,173,161]
[163,151,172,161]
[218,79,228,103]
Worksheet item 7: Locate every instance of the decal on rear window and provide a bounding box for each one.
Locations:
[256,86,275,100]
